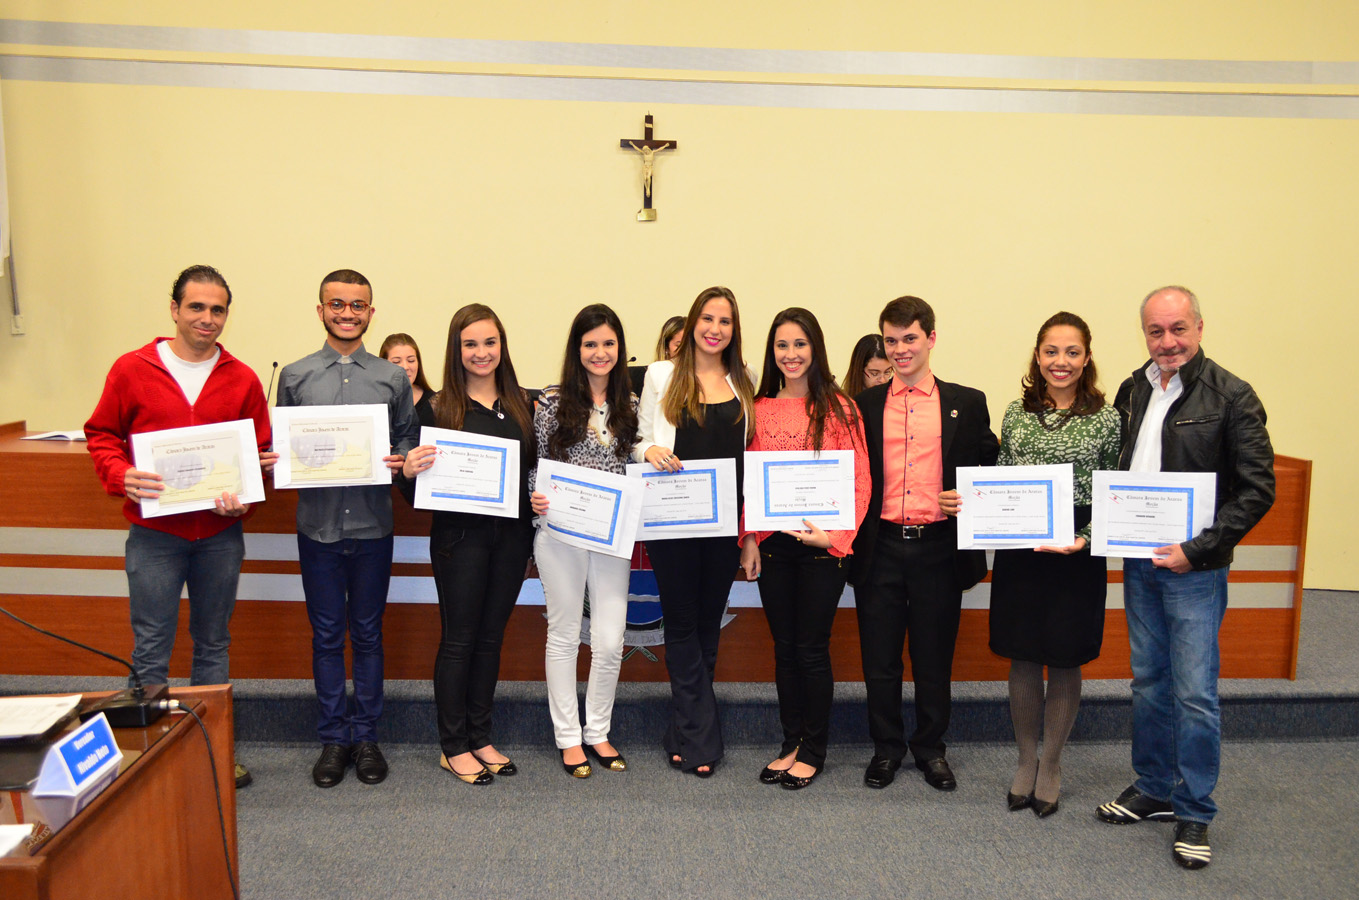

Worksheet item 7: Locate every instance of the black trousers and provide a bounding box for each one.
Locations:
[756,533,847,769]
[428,519,534,757]
[854,527,962,763]
[646,536,740,770]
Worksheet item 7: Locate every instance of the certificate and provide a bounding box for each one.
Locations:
[272,404,391,489]
[743,450,855,532]
[534,460,643,559]
[1091,470,1217,558]
[414,426,521,518]
[955,464,1075,549]
[624,457,738,540]
[130,419,265,518]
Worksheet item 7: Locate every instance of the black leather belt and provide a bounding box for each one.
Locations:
[879,519,949,541]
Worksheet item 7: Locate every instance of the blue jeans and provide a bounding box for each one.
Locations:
[1123,558,1230,824]
[297,533,394,744]
[125,521,245,687]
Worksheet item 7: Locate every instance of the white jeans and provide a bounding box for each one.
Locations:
[534,528,631,748]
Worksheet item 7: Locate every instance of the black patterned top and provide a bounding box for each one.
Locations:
[997,400,1121,541]
[529,387,639,487]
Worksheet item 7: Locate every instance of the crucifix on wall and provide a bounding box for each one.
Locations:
[620,114,677,222]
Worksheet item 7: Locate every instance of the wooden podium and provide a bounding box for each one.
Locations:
[0,684,238,900]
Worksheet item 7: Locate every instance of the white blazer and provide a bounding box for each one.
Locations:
[633,359,753,463]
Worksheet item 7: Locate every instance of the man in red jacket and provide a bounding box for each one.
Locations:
[85,265,271,787]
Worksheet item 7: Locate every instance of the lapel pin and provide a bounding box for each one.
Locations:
[950,409,958,418]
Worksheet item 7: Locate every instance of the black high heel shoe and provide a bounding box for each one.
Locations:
[1007,792,1033,811]
[1032,796,1060,818]
[585,743,627,772]
[561,749,592,779]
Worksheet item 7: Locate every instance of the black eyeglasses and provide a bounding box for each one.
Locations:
[323,299,370,313]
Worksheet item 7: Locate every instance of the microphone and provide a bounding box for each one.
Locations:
[628,356,637,363]
[265,361,279,405]
[0,604,169,728]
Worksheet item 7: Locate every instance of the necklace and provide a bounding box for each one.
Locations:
[1037,406,1073,432]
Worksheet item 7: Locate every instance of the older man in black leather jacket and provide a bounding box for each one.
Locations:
[1096,286,1274,872]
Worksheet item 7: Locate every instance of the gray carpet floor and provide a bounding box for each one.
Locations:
[236,737,1359,900]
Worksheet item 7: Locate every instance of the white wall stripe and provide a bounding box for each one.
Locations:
[0,565,1296,608]
[2,54,1358,120]
[1,20,1356,86]
[0,526,1300,572]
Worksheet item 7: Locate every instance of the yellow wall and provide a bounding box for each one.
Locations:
[1,2,1355,586]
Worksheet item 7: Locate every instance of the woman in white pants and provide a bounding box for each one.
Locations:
[530,304,640,778]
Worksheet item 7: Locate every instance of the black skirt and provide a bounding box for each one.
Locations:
[987,505,1107,668]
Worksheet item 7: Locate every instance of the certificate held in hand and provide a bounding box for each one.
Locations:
[413,425,521,518]
[534,460,643,559]
[624,457,738,540]
[1090,470,1217,558]
[955,464,1075,549]
[743,450,855,532]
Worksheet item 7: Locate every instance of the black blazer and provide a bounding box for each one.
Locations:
[848,376,999,590]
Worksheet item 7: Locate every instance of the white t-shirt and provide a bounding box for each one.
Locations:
[1129,361,1183,473]
[157,340,220,406]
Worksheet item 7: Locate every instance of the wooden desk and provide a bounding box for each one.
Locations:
[0,684,238,900]
[0,421,1311,681]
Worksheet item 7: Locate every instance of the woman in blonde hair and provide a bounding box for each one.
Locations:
[635,286,755,777]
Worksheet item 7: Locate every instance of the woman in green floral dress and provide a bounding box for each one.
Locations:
[943,311,1119,818]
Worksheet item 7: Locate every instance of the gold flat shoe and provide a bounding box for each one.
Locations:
[561,750,592,779]
[585,743,627,772]
[440,753,493,785]
[472,752,517,776]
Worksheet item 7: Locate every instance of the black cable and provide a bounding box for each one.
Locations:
[176,703,242,900]
[0,603,143,691]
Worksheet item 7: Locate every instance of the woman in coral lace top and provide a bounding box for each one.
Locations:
[739,308,870,790]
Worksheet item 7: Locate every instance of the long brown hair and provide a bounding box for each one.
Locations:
[547,304,639,463]
[434,304,534,440]
[1020,311,1105,416]
[378,332,433,395]
[758,308,860,452]
[661,286,756,441]
[841,333,888,399]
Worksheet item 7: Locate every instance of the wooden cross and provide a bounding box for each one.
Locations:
[620,114,677,222]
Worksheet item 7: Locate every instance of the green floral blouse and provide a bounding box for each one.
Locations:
[996,400,1122,541]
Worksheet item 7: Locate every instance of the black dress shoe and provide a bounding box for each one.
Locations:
[759,765,787,785]
[1007,792,1033,811]
[916,757,957,791]
[863,756,901,789]
[353,742,388,784]
[312,743,351,788]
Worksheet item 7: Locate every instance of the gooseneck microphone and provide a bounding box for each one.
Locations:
[265,361,279,405]
[0,604,169,727]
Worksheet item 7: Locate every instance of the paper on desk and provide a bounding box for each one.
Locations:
[0,824,35,857]
[20,431,86,441]
[0,694,81,740]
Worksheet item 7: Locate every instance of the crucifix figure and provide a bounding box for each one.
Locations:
[620,114,677,222]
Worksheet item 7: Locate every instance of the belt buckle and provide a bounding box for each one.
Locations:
[900,524,925,540]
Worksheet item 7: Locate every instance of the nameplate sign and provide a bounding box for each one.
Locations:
[33,712,122,798]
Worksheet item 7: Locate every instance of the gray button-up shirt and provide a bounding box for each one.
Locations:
[276,342,419,542]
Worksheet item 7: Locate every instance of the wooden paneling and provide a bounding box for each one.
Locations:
[0,431,1311,682]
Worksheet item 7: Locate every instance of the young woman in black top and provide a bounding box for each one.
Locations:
[401,304,535,785]
[634,286,756,777]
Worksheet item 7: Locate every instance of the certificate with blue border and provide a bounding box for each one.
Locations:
[534,460,642,559]
[743,451,855,532]
[956,464,1075,549]
[625,457,738,539]
[414,426,521,518]
[1091,470,1217,558]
